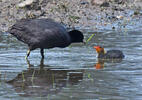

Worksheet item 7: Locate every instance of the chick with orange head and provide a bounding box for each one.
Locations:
[94,46,124,59]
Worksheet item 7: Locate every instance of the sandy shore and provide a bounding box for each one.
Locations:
[0,0,142,32]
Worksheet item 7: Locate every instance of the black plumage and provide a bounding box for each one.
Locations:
[8,18,84,59]
[94,46,124,59]
[98,50,124,59]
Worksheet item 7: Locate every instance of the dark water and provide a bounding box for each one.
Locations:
[0,29,142,100]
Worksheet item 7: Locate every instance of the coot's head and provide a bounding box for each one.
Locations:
[94,46,105,54]
[68,30,84,43]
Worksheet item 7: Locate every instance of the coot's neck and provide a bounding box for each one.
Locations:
[98,52,105,58]
[70,37,76,43]
[68,30,84,43]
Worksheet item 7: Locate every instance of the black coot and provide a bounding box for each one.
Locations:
[8,18,84,59]
[94,46,125,59]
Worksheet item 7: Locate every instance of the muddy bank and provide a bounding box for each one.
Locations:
[0,0,142,32]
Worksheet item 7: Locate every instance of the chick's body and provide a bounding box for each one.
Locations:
[94,46,124,59]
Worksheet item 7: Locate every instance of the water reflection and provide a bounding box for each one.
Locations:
[7,59,83,97]
[94,60,104,69]
[94,59,123,69]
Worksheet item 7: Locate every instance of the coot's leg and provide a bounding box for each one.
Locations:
[40,49,44,58]
[25,49,31,59]
[26,58,32,68]
[40,58,44,68]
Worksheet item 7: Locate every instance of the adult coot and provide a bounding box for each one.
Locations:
[8,18,84,59]
[94,46,124,59]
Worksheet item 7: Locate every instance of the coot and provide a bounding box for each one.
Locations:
[94,46,124,59]
[8,18,84,59]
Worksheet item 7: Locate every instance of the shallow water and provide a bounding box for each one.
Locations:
[0,29,142,100]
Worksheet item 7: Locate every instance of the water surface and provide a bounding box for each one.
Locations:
[0,29,142,100]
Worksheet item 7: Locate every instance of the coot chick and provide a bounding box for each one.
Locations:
[8,18,84,59]
[94,46,124,59]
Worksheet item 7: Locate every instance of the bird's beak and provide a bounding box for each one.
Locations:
[83,40,86,45]
[93,46,99,53]
[93,46,98,49]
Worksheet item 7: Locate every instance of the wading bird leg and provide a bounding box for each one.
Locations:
[40,49,44,59]
[39,58,44,69]
[26,58,32,68]
[25,49,31,59]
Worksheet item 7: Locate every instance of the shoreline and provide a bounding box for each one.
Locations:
[0,0,142,32]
